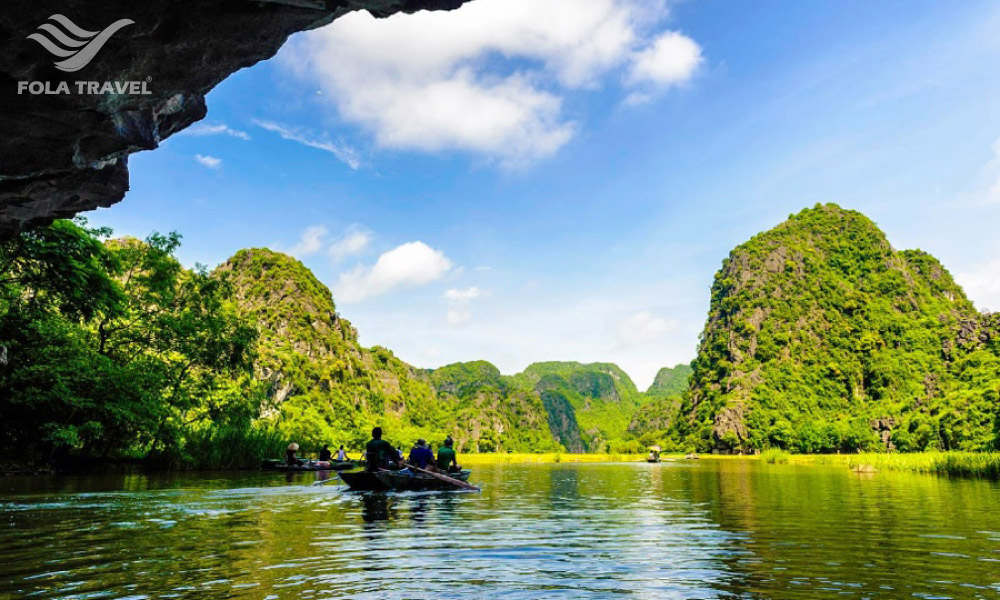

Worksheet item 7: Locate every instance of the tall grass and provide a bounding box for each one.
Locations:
[791,451,1000,479]
[759,449,790,464]
[176,425,287,470]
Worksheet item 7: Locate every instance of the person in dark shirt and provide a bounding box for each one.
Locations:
[365,427,397,472]
[407,439,435,470]
[436,437,460,473]
[318,444,332,462]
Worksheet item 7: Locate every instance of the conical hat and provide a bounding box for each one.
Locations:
[288,442,299,451]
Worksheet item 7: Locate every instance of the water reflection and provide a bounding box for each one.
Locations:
[360,492,393,523]
[1,462,998,599]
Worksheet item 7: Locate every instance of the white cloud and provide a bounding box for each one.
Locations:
[334,241,453,303]
[627,30,703,88]
[956,258,1000,312]
[286,225,329,257]
[328,227,372,263]
[618,310,677,345]
[443,286,482,326]
[184,122,251,140]
[282,0,701,166]
[194,154,222,169]
[253,119,362,170]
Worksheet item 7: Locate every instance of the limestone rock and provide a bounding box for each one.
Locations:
[0,0,470,236]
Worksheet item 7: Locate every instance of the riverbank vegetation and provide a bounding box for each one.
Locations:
[462,451,1000,479]
[791,451,1000,479]
[0,220,265,470]
[4,210,1000,474]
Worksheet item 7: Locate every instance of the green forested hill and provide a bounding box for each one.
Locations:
[518,362,643,452]
[216,248,442,450]
[647,364,693,397]
[668,204,1000,453]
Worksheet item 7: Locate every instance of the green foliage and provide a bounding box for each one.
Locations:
[1,220,257,466]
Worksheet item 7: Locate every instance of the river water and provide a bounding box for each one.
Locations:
[2,460,999,599]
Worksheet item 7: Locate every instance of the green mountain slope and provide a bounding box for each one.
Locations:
[647,364,693,397]
[217,248,443,449]
[519,362,643,452]
[218,249,563,453]
[672,204,1000,453]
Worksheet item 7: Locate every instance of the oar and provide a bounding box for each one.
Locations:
[312,474,342,486]
[409,465,479,491]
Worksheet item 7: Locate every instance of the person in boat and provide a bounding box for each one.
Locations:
[336,445,347,462]
[365,427,398,472]
[286,442,302,465]
[319,444,332,462]
[436,437,461,474]
[407,439,435,470]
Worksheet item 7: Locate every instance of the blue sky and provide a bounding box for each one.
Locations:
[91,0,1000,389]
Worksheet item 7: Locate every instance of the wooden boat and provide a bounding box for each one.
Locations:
[262,459,359,472]
[339,468,472,492]
[646,457,661,463]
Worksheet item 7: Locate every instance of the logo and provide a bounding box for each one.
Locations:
[27,14,134,73]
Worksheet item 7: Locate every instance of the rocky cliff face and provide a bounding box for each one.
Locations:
[0,0,470,236]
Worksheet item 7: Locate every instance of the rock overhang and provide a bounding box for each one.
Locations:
[0,0,471,236]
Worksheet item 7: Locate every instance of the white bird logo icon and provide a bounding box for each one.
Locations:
[27,14,134,73]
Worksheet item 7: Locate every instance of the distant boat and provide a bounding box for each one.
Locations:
[339,468,473,491]
[262,459,359,472]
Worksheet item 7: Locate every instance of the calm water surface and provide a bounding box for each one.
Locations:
[2,461,999,599]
